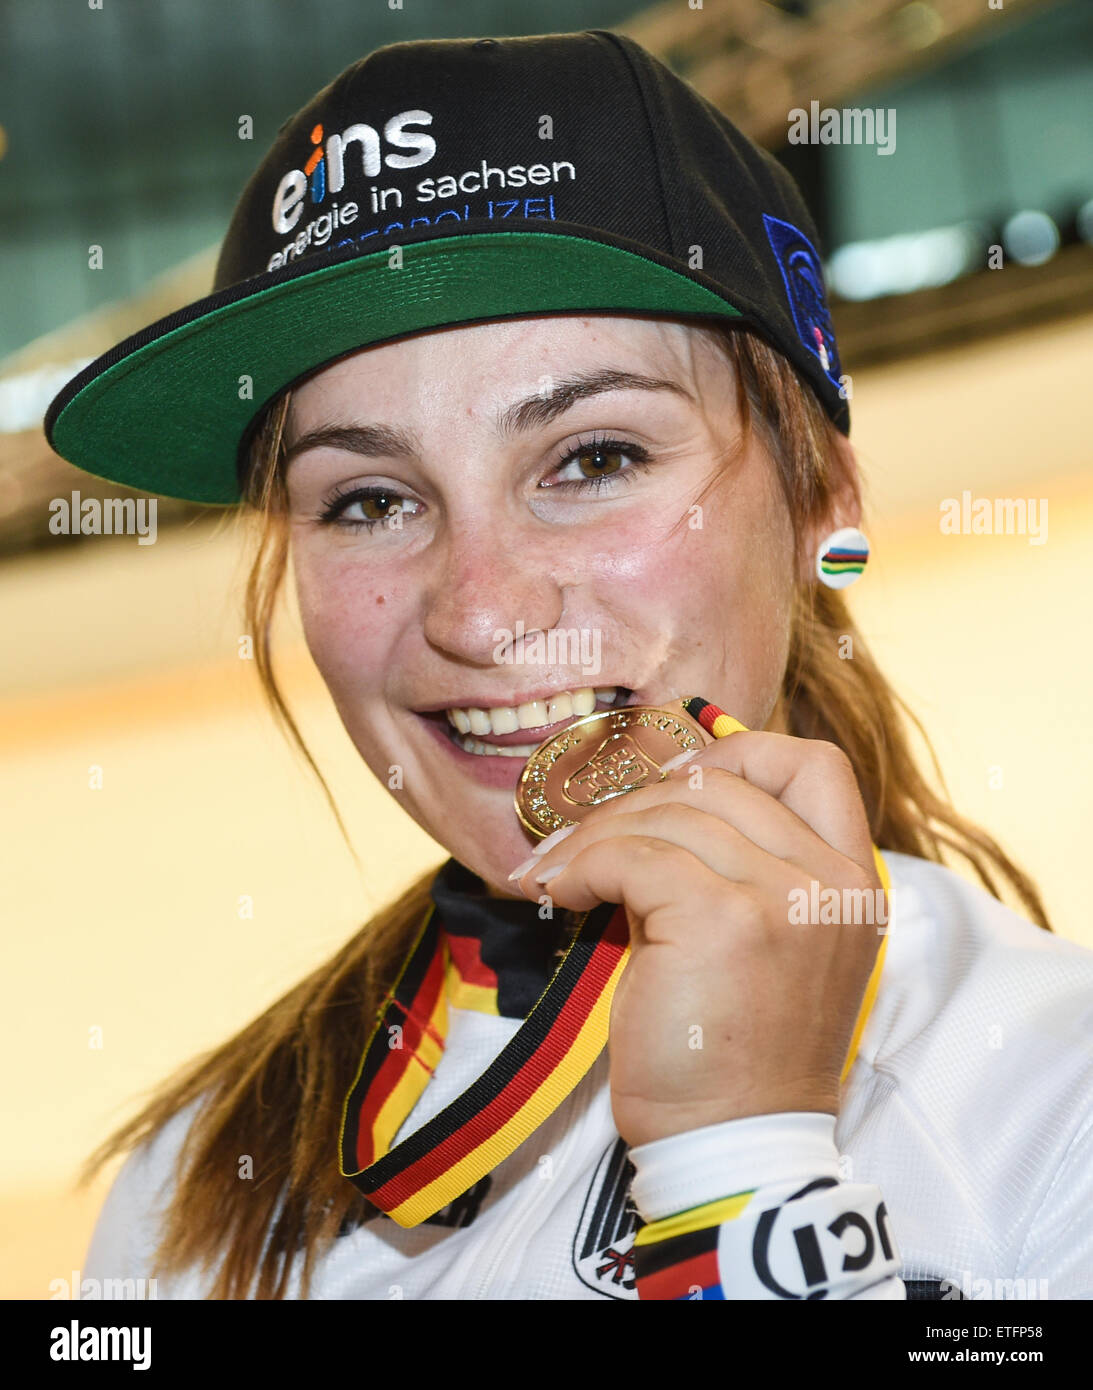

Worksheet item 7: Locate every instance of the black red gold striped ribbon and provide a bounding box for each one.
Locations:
[338,701,889,1227]
[681,696,749,740]
[339,897,629,1227]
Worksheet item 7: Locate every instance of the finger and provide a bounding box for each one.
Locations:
[517,837,882,975]
[545,764,850,882]
[529,787,844,888]
[514,834,738,937]
[662,731,874,872]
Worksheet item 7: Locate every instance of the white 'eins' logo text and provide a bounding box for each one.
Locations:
[273,111,436,234]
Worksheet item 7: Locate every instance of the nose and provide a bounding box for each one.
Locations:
[421,512,568,668]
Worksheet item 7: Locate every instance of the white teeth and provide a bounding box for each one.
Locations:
[571,687,596,716]
[547,691,573,724]
[445,685,619,736]
[455,732,541,758]
[488,705,520,734]
[517,700,548,730]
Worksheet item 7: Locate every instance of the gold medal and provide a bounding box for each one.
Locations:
[514,697,713,840]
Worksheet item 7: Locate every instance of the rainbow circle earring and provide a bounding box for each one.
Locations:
[816,526,869,589]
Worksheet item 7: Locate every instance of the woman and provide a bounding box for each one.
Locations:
[46,32,1093,1301]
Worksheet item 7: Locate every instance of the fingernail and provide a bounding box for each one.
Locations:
[532,824,577,856]
[507,854,539,882]
[659,748,699,774]
[534,864,567,886]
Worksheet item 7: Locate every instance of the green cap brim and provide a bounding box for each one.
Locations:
[46,232,743,505]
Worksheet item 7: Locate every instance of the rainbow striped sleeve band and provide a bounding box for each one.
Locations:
[633,1178,904,1300]
[633,1191,755,1300]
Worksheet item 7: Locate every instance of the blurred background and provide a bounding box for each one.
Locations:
[2,0,1091,1299]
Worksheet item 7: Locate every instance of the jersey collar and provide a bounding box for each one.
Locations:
[429,857,575,1019]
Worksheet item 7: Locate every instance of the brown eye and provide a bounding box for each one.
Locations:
[546,438,651,494]
[359,492,397,520]
[318,486,415,528]
[576,448,624,480]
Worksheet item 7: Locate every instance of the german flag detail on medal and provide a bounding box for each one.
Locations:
[339,898,629,1228]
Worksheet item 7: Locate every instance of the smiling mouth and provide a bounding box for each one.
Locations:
[424,684,634,758]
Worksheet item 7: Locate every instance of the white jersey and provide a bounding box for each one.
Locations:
[82,851,1093,1300]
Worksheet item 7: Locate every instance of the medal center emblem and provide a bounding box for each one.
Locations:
[514,700,712,839]
[564,733,661,806]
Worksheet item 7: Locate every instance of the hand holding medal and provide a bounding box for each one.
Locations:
[508,699,888,1151]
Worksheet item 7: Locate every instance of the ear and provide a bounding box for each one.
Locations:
[796,427,864,586]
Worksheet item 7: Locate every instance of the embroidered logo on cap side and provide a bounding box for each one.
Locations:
[762,213,842,388]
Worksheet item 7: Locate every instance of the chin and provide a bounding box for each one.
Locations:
[450,822,534,892]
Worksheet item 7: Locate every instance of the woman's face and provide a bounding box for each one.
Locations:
[284,315,801,895]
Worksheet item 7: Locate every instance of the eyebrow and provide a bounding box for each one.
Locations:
[496,368,694,437]
[283,422,418,467]
[283,367,693,465]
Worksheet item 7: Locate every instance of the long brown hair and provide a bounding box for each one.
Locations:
[77,323,1052,1299]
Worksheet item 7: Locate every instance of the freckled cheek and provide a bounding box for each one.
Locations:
[293,554,405,695]
[578,515,753,612]
[583,506,792,686]
[573,517,690,588]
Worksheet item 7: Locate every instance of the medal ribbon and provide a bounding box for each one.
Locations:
[339,897,629,1227]
[339,702,890,1228]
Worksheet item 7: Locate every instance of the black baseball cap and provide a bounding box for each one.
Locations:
[44,30,848,506]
